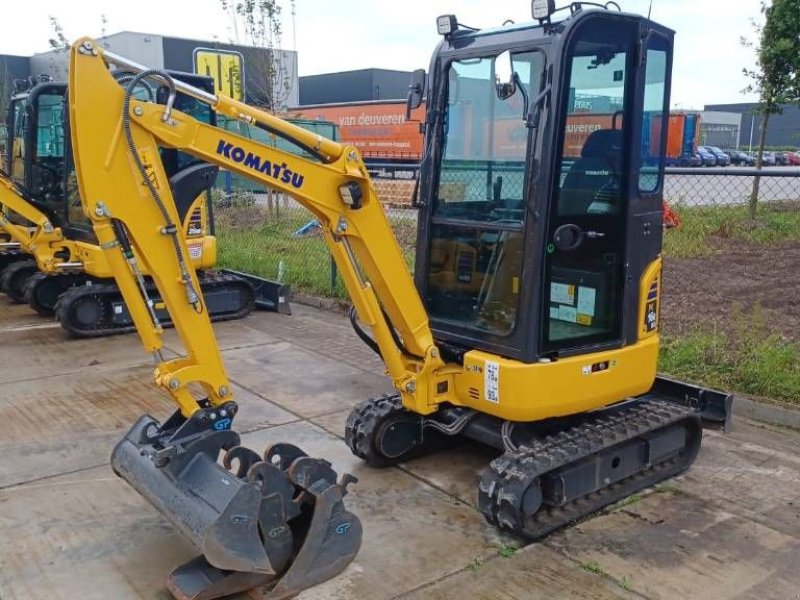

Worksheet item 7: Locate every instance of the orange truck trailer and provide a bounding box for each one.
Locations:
[288,101,698,167]
[287,100,425,161]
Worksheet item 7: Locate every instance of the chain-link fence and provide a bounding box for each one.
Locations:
[213,165,800,299]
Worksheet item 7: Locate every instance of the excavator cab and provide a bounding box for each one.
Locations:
[4,76,216,243]
[415,6,670,364]
[0,74,257,333]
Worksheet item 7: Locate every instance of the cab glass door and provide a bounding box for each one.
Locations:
[542,19,635,353]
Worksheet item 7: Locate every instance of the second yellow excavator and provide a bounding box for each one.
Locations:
[0,75,258,336]
[62,3,731,597]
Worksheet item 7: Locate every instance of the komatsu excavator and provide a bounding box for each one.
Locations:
[64,3,731,598]
[0,75,256,336]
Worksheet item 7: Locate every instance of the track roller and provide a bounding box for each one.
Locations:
[112,404,362,600]
[476,400,702,540]
[345,394,461,467]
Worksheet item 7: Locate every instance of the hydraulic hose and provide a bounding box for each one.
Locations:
[121,69,201,311]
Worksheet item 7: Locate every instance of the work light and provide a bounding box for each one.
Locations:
[436,15,458,36]
[532,0,555,20]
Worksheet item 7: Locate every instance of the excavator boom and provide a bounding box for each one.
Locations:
[68,40,363,600]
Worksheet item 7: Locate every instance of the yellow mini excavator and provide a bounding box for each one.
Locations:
[64,3,730,598]
[0,75,259,336]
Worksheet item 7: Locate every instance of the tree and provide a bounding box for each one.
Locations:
[219,0,293,111]
[45,15,71,80]
[742,0,800,218]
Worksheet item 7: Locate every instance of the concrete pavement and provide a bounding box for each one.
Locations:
[1,300,798,599]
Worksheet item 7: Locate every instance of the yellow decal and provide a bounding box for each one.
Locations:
[512,276,519,294]
[576,313,592,326]
[139,149,159,190]
[194,48,245,100]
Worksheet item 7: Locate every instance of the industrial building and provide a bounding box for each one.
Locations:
[696,111,742,149]
[0,32,298,108]
[299,68,413,105]
[705,102,800,149]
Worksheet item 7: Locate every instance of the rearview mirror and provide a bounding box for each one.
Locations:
[494,50,517,100]
[406,69,426,119]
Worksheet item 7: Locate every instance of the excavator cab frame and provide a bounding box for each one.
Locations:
[4,75,218,240]
[415,8,672,365]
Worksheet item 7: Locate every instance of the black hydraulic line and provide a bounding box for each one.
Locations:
[348,304,409,359]
[251,121,330,164]
[121,69,200,310]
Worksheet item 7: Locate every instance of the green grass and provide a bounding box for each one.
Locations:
[581,560,606,575]
[659,306,800,404]
[215,197,800,406]
[495,543,518,558]
[663,202,800,258]
[215,201,416,299]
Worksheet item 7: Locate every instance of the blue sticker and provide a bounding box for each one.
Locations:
[335,522,351,535]
[213,418,232,431]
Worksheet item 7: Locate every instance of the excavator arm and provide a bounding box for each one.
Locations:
[70,39,447,420]
[0,174,79,270]
[69,40,364,600]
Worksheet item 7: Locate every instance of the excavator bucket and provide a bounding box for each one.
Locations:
[112,414,362,600]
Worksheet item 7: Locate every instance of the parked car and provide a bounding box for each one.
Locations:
[724,149,755,166]
[696,146,717,166]
[701,146,731,166]
[676,152,702,167]
[786,151,800,166]
[774,151,791,166]
[759,151,777,166]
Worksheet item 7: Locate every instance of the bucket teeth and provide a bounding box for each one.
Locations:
[112,413,362,600]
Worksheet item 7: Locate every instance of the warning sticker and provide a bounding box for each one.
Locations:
[550,282,575,306]
[645,300,658,331]
[576,313,593,326]
[577,286,596,316]
[558,305,578,323]
[484,360,500,404]
[187,244,203,260]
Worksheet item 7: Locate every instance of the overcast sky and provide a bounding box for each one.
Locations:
[0,0,763,108]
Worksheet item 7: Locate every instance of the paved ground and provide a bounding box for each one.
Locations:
[1,299,799,600]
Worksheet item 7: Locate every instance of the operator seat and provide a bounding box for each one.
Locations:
[559,129,623,215]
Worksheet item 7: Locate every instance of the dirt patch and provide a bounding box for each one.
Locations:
[661,240,800,342]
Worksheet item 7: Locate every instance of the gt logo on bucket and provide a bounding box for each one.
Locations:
[213,418,232,430]
[335,522,351,535]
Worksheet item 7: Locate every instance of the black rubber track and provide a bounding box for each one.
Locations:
[23,272,90,317]
[0,259,38,302]
[54,271,255,338]
[476,399,702,540]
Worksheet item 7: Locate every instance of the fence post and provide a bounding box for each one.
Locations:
[224,170,232,197]
[330,253,338,294]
